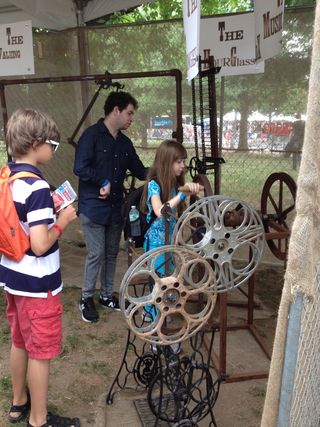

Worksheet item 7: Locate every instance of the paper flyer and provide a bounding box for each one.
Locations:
[51,180,77,213]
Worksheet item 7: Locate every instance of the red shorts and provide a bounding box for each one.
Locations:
[6,291,63,360]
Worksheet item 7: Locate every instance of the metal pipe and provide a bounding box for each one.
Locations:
[0,69,182,150]
[219,76,225,154]
[0,83,10,161]
[173,69,183,143]
[277,292,303,427]
[0,69,182,86]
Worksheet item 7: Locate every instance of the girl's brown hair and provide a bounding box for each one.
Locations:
[6,108,60,158]
[140,139,187,214]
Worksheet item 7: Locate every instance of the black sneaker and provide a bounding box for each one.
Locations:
[99,295,121,311]
[79,297,99,322]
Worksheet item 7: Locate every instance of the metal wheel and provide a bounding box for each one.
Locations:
[147,356,216,424]
[172,196,264,293]
[188,175,214,247]
[190,174,213,206]
[173,421,196,427]
[133,351,158,387]
[119,246,217,345]
[260,172,296,261]
[188,157,205,179]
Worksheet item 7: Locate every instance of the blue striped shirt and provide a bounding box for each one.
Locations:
[0,163,62,297]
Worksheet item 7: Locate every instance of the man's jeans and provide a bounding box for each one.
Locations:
[79,214,123,299]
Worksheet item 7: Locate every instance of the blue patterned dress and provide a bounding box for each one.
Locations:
[143,179,177,275]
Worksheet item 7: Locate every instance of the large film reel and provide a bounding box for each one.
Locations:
[120,246,217,345]
[172,195,264,293]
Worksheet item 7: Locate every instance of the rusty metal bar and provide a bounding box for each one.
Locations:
[0,83,9,160]
[207,56,220,195]
[206,248,271,382]
[265,231,290,240]
[191,78,199,159]
[0,68,183,151]
[0,69,182,86]
[219,293,227,376]
[219,76,225,154]
[68,75,116,146]
[173,69,183,143]
[68,84,103,147]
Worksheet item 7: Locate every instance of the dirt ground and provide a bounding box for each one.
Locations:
[0,237,284,427]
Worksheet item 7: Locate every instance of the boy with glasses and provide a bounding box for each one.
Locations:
[45,139,60,152]
[0,109,80,427]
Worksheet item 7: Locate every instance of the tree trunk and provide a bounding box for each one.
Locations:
[141,121,148,148]
[238,96,250,150]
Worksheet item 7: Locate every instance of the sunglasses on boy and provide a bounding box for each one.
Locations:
[45,139,60,153]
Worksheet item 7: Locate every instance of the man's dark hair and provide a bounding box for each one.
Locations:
[104,91,138,116]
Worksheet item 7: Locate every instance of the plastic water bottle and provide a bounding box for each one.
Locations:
[129,205,141,237]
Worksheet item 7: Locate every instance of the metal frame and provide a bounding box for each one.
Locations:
[108,207,222,426]
[189,55,224,194]
[173,192,270,382]
[0,68,183,158]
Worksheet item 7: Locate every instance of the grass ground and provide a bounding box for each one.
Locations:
[0,254,284,427]
[0,139,291,426]
[0,286,129,427]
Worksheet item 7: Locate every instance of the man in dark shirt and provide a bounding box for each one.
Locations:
[74,91,148,322]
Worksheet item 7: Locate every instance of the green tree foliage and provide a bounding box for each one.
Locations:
[285,0,315,6]
[100,0,314,25]
[223,8,313,149]
[88,23,186,145]
[88,3,314,149]
[105,0,253,24]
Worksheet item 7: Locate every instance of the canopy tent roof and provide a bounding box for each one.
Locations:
[0,0,155,30]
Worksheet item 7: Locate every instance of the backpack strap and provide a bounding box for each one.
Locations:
[8,171,40,182]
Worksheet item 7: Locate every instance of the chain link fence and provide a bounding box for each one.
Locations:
[0,8,318,426]
[0,8,313,261]
[289,286,320,426]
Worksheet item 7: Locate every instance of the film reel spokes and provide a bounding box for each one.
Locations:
[172,195,265,292]
[120,246,217,346]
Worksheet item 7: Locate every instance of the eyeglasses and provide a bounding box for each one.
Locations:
[45,139,60,153]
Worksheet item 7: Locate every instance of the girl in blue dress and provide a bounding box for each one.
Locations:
[141,139,200,254]
[140,139,200,324]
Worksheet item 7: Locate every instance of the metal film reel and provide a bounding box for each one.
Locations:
[120,246,217,345]
[172,195,264,293]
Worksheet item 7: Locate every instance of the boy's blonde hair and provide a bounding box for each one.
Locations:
[6,109,60,158]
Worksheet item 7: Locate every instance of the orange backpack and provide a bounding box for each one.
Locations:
[0,165,39,261]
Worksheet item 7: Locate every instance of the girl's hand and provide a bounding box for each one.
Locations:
[183,182,201,194]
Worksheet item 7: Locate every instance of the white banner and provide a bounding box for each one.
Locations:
[200,13,264,76]
[200,13,264,77]
[254,0,284,62]
[182,0,201,81]
[0,20,34,76]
